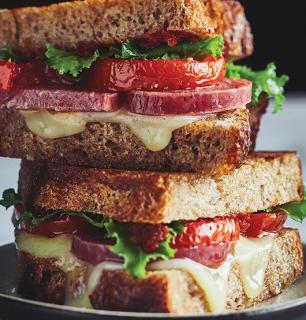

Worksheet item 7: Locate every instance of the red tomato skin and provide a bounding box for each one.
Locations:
[1,57,225,93]
[0,60,76,94]
[172,217,240,249]
[14,207,95,237]
[238,211,287,237]
[128,224,169,253]
[87,57,226,92]
[0,61,20,93]
[31,215,93,237]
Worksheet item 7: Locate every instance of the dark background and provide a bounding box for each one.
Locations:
[1,0,305,91]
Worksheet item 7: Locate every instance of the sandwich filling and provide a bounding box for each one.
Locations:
[0,35,287,151]
[1,189,306,312]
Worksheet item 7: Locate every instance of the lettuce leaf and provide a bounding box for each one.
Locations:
[0,189,107,229]
[111,36,224,59]
[278,191,306,223]
[226,62,289,113]
[0,189,22,209]
[105,219,180,279]
[45,44,102,78]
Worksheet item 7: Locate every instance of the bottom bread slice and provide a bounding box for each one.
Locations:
[17,228,304,314]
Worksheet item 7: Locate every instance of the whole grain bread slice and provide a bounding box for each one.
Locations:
[18,152,304,224]
[0,0,253,60]
[0,107,250,174]
[17,229,304,314]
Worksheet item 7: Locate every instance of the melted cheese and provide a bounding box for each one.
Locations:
[17,232,81,272]
[17,232,275,312]
[150,258,232,313]
[235,236,274,299]
[21,110,205,152]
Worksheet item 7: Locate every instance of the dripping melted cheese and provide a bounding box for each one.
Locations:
[20,110,206,152]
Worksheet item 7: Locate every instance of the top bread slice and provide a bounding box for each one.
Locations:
[0,0,253,60]
[18,152,304,224]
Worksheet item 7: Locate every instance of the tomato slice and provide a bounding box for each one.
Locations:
[0,60,20,93]
[238,211,287,237]
[32,215,97,237]
[172,217,240,249]
[14,207,95,237]
[128,224,169,252]
[86,57,226,92]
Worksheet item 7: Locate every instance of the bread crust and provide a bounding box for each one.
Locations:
[0,107,250,174]
[18,152,304,224]
[0,0,253,60]
[16,229,304,314]
[247,94,269,151]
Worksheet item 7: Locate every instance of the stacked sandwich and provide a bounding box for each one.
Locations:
[0,0,305,315]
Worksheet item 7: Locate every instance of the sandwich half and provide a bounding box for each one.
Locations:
[1,152,305,314]
[0,0,286,174]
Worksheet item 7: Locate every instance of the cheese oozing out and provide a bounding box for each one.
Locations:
[20,110,207,152]
[150,257,233,313]
[234,236,274,299]
[17,232,275,312]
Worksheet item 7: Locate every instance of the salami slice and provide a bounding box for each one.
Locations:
[2,88,120,112]
[127,78,252,115]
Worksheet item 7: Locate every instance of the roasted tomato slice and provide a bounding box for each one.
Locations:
[31,215,96,237]
[128,224,169,252]
[14,207,95,237]
[86,56,226,92]
[238,211,287,237]
[172,217,240,249]
[0,60,20,93]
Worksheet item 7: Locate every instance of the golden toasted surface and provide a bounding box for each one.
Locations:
[0,107,250,174]
[18,152,303,224]
[17,229,304,314]
[0,0,253,59]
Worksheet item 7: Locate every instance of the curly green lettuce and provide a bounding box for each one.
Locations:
[45,44,102,78]
[105,220,183,279]
[226,62,289,113]
[110,36,224,60]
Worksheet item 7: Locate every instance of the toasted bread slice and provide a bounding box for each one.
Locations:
[0,0,253,60]
[16,229,304,314]
[0,107,250,174]
[18,152,303,224]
